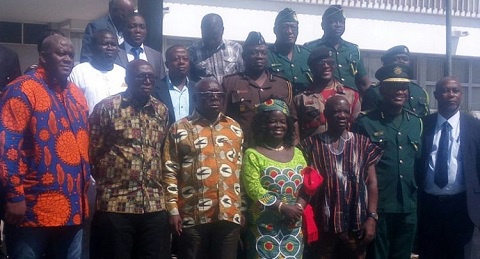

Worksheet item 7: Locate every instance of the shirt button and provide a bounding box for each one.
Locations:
[399,159,404,164]
[338,64,342,68]
[400,175,404,179]
[291,64,295,67]
[410,96,414,99]
[399,146,402,150]
[341,78,345,81]
[413,108,416,111]
[398,132,402,135]
[293,76,298,80]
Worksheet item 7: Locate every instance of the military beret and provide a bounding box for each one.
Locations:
[244,31,266,47]
[375,63,411,83]
[381,45,410,63]
[308,46,334,65]
[322,5,345,21]
[275,8,298,25]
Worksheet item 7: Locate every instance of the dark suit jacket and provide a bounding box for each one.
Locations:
[80,15,116,63]
[115,43,166,80]
[151,76,195,126]
[418,112,480,226]
[0,45,21,90]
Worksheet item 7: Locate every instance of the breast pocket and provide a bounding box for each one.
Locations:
[113,118,135,140]
[407,134,421,158]
[224,57,237,74]
[270,63,285,74]
[231,92,252,114]
[345,52,361,76]
[369,135,388,150]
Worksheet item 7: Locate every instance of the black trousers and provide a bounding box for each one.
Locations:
[90,211,170,259]
[418,192,474,259]
[177,221,240,259]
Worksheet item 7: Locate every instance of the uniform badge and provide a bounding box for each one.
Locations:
[373,131,384,137]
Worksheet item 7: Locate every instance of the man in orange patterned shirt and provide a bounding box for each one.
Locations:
[0,34,91,259]
[163,78,244,259]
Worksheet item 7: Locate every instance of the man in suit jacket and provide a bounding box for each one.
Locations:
[115,13,165,80]
[81,0,135,63]
[152,45,195,126]
[0,45,21,91]
[418,76,480,259]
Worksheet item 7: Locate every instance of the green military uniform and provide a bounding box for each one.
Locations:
[355,109,422,259]
[304,39,367,92]
[267,44,312,94]
[354,63,423,259]
[362,81,430,117]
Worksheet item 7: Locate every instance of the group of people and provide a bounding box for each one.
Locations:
[0,1,479,259]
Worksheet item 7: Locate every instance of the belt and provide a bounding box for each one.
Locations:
[422,191,466,203]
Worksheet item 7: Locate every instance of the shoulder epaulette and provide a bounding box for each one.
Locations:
[358,110,372,117]
[223,72,244,80]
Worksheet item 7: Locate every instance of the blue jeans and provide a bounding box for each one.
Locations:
[4,224,83,259]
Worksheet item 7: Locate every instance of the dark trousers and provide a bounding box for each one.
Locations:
[418,192,474,259]
[370,212,417,259]
[4,224,82,259]
[178,220,240,259]
[318,231,368,259]
[90,211,170,259]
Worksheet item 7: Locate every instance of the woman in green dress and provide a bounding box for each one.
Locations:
[242,98,309,259]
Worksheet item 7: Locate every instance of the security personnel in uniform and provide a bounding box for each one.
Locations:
[267,8,312,95]
[362,45,429,117]
[353,63,422,259]
[223,31,294,147]
[294,46,361,140]
[304,5,370,95]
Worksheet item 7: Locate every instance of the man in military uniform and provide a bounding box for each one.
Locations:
[294,46,361,140]
[304,5,370,95]
[223,31,294,147]
[267,8,312,95]
[362,45,429,117]
[353,64,422,259]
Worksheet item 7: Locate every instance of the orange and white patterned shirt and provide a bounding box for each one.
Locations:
[163,111,244,228]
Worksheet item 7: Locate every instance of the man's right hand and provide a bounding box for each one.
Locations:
[280,204,303,223]
[169,215,183,236]
[4,200,26,225]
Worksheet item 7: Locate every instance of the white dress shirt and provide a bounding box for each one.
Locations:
[424,111,465,195]
[167,75,190,121]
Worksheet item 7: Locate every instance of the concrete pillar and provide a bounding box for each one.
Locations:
[138,0,163,52]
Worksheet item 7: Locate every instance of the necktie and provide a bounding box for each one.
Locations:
[131,47,142,60]
[434,122,451,188]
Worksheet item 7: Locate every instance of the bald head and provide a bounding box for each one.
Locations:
[201,13,224,50]
[126,59,155,102]
[324,96,351,133]
[109,0,135,30]
[126,59,153,81]
[40,35,74,85]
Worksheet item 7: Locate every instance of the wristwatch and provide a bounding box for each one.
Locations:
[367,212,378,221]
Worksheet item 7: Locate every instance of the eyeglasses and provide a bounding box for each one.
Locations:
[135,73,157,82]
[314,59,336,67]
[196,91,225,99]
